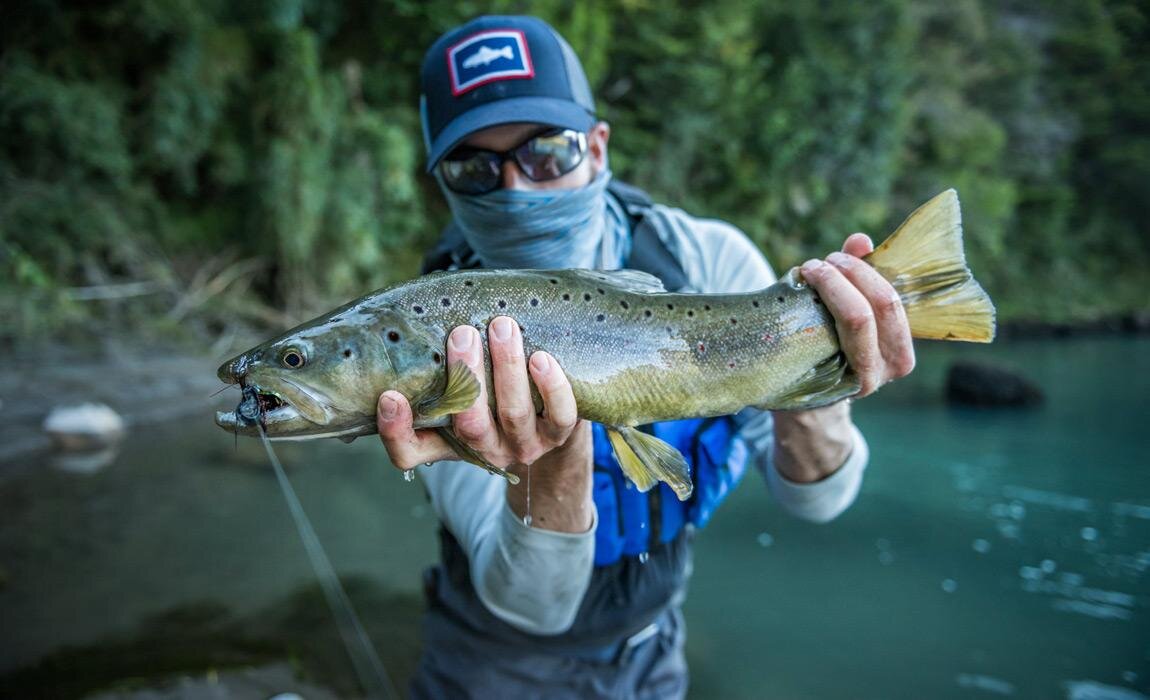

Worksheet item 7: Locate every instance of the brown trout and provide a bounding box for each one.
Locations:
[216,190,995,499]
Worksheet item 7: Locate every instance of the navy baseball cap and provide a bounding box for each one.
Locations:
[420,15,597,173]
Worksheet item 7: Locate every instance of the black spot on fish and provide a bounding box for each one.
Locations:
[583,293,592,301]
[644,310,652,318]
[597,288,605,295]
[441,297,451,307]
[704,304,711,311]
[549,278,559,284]
[665,326,673,335]
[387,331,400,342]
[464,280,474,287]
[752,300,760,308]
[530,298,539,307]
[776,296,785,303]
[730,318,738,325]
[697,342,706,352]
[728,361,736,369]
[413,305,424,314]
[666,303,674,310]
[687,310,694,317]
[498,300,507,309]
[563,293,571,301]
[813,297,824,306]
[343,349,352,358]
[596,314,605,322]
[433,351,442,364]
[620,300,629,310]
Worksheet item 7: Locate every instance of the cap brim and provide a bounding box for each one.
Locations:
[425,97,596,173]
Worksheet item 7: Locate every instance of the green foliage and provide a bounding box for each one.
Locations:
[1,0,1146,342]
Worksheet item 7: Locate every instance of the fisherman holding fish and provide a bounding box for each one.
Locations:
[379,15,919,699]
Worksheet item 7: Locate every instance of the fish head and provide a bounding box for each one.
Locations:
[215,304,448,440]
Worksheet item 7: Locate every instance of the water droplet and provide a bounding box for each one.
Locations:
[1080,526,1098,541]
[941,578,957,593]
[638,552,649,564]
[878,551,895,566]
[756,532,774,548]
[403,470,415,482]
[522,514,533,527]
[424,461,435,467]
[972,538,991,554]
[1040,559,1056,574]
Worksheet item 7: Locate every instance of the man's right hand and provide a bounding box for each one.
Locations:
[376,316,594,532]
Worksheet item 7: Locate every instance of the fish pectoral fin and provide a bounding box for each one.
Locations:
[415,361,481,420]
[606,426,693,501]
[765,352,861,411]
[435,428,521,485]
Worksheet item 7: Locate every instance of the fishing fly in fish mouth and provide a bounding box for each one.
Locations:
[216,189,996,499]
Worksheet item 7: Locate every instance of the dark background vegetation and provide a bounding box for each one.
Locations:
[2,0,1147,344]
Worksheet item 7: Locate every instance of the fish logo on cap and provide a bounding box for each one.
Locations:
[447,29,534,96]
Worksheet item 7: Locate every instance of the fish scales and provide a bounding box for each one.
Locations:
[383,269,839,426]
[215,190,996,498]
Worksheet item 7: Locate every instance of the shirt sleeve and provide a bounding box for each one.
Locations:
[419,460,596,635]
[657,208,868,521]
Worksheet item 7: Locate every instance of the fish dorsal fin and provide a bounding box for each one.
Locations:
[415,361,481,420]
[605,426,694,501]
[549,269,667,294]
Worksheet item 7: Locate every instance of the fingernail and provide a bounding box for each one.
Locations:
[378,395,397,420]
[827,252,850,268]
[801,259,823,274]
[491,316,514,341]
[450,326,474,352]
[530,352,551,375]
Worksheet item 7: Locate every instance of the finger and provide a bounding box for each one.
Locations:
[528,351,579,445]
[826,252,916,381]
[377,391,453,469]
[801,259,882,396]
[842,233,874,258]
[446,325,500,452]
[488,316,539,461]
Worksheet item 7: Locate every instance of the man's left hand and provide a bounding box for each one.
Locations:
[799,232,916,397]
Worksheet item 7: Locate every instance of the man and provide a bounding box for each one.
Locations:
[376,15,914,699]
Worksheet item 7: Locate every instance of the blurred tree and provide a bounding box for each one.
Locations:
[0,0,1146,341]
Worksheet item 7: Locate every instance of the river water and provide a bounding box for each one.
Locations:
[0,337,1146,698]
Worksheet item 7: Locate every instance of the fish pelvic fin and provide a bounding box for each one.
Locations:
[765,351,861,411]
[865,189,996,343]
[415,361,481,420]
[435,428,521,485]
[606,426,694,501]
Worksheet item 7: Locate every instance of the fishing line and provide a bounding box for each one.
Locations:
[256,425,398,700]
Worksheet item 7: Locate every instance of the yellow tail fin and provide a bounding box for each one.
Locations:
[865,190,996,343]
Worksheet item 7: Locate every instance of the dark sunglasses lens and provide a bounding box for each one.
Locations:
[516,130,587,181]
[440,152,501,195]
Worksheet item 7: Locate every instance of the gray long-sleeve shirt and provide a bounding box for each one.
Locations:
[418,205,868,635]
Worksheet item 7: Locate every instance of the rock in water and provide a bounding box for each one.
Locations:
[945,361,1044,407]
[42,403,126,450]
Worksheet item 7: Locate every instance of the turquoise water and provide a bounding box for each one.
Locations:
[0,337,1147,698]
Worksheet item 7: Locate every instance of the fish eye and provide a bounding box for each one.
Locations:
[281,348,306,369]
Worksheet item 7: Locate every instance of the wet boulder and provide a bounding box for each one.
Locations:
[945,361,1044,407]
[42,402,126,450]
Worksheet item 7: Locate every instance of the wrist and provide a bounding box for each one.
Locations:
[770,402,854,483]
[506,421,594,533]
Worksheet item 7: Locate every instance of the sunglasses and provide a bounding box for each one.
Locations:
[439,128,589,195]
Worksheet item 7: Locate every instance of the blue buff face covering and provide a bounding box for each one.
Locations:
[441,168,621,270]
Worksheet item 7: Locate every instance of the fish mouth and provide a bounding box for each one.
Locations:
[215,388,302,434]
[214,375,337,436]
